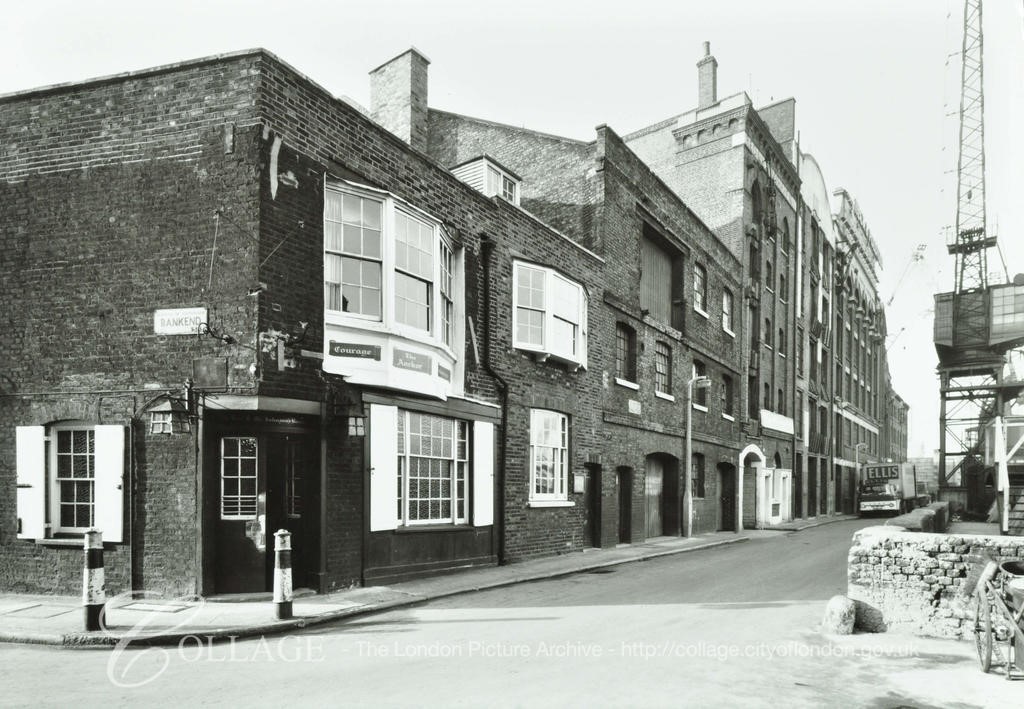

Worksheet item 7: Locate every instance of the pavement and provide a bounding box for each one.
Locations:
[0,514,857,649]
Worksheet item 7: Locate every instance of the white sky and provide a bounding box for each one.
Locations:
[4,0,1022,457]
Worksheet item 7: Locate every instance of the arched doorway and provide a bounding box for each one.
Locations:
[617,467,632,544]
[643,454,679,538]
[737,444,766,531]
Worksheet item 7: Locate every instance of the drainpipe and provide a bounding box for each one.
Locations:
[479,234,509,565]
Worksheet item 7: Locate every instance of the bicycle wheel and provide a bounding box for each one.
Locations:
[973,588,993,673]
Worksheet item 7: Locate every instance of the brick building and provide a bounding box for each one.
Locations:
[831,188,889,513]
[1,43,912,597]
[623,43,805,527]
[798,153,839,518]
[415,59,745,543]
[883,390,910,465]
[618,43,909,526]
[0,49,611,595]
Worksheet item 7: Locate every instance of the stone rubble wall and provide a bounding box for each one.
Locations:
[848,525,1024,638]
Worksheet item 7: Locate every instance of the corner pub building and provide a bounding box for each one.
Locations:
[0,48,609,597]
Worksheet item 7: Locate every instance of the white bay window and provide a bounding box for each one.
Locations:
[512,262,587,369]
[323,180,464,399]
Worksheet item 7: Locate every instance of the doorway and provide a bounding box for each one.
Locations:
[794,453,803,519]
[820,468,828,515]
[807,458,818,516]
[718,463,736,531]
[585,463,602,547]
[207,420,318,595]
[645,457,664,538]
[834,465,842,515]
[617,467,632,544]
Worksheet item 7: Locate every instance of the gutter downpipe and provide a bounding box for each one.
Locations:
[479,234,510,565]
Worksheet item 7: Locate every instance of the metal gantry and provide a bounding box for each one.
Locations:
[936,0,1006,516]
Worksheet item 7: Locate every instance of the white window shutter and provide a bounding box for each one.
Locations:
[580,288,589,368]
[16,426,46,539]
[368,404,398,531]
[472,422,495,527]
[93,425,126,543]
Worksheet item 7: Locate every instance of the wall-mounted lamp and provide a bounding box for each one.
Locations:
[149,398,190,434]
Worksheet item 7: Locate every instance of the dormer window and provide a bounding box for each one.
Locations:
[451,156,521,206]
[487,166,518,203]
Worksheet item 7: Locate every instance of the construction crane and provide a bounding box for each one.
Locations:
[949,0,995,294]
[934,0,1024,531]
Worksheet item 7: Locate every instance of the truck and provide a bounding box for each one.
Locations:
[858,462,920,516]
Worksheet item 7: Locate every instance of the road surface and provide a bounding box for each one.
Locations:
[3,519,1017,707]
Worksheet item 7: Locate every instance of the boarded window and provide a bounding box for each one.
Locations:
[640,235,672,324]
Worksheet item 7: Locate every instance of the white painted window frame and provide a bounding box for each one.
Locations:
[324,180,462,363]
[396,410,469,526]
[512,261,588,369]
[528,409,570,503]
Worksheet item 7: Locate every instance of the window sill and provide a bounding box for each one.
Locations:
[515,345,586,371]
[693,306,710,320]
[692,403,709,412]
[614,377,640,391]
[32,537,121,548]
[392,524,474,534]
[528,500,575,508]
[722,413,735,422]
[655,391,675,402]
[723,326,736,339]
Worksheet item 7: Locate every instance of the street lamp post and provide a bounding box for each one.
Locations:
[854,442,869,513]
[685,374,711,538]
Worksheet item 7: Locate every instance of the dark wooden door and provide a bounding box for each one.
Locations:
[794,454,803,518]
[645,457,664,538]
[214,435,265,594]
[807,459,818,516]
[264,435,313,591]
[586,464,601,547]
[617,468,632,544]
[719,465,736,531]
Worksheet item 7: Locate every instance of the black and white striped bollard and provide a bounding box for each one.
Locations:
[83,529,105,631]
[273,529,293,620]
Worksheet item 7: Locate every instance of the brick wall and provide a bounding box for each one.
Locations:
[0,58,267,594]
[369,49,430,152]
[480,202,604,561]
[426,110,598,250]
[596,128,744,536]
[253,52,617,565]
[848,525,1024,638]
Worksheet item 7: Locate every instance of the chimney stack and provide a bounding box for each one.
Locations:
[369,48,430,152]
[697,41,718,109]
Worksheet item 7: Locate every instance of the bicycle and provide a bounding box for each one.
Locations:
[971,558,1024,679]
